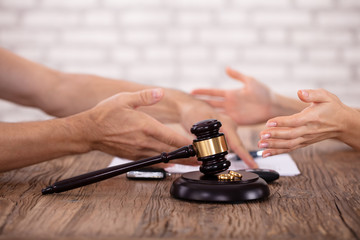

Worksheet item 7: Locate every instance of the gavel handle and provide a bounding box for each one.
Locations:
[42,145,196,195]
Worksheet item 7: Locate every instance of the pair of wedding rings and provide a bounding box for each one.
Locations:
[217,170,242,181]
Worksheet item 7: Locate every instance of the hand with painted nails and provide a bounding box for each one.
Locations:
[258,89,360,157]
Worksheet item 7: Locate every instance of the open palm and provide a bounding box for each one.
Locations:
[192,67,273,125]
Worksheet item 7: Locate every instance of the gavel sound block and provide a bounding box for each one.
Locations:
[170,119,269,203]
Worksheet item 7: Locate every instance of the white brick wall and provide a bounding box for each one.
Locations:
[1,0,37,8]
[83,11,116,26]
[317,12,360,27]
[0,11,17,25]
[121,11,171,26]
[343,48,360,62]
[252,11,312,26]
[40,0,98,8]
[23,11,80,27]
[294,0,332,8]
[0,0,359,122]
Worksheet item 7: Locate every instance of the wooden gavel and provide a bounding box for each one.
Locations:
[42,119,231,194]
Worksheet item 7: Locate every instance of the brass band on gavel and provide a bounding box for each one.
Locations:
[193,135,228,158]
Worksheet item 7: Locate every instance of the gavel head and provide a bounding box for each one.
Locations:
[191,119,231,175]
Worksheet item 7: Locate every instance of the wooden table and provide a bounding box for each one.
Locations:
[0,128,359,240]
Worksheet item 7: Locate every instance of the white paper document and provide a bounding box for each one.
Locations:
[109,153,300,177]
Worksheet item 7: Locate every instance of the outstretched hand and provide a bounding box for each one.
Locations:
[82,88,193,161]
[191,67,274,125]
[258,89,360,157]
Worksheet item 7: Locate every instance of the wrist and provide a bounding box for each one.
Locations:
[63,113,96,154]
[338,107,360,150]
[139,88,184,124]
[173,90,207,122]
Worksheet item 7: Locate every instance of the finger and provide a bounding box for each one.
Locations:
[142,138,180,154]
[262,140,309,157]
[114,147,164,160]
[226,67,250,84]
[126,136,186,159]
[297,89,332,104]
[258,137,305,150]
[260,126,308,140]
[223,126,258,168]
[261,148,291,158]
[259,131,332,155]
[266,112,305,128]
[147,121,192,149]
[191,89,226,97]
[126,88,164,108]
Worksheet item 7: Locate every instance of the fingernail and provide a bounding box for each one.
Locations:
[261,133,270,139]
[152,88,163,100]
[259,143,269,148]
[266,122,277,127]
[263,152,271,158]
[301,90,309,97]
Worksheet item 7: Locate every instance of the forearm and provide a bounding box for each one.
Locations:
[45,73,145,116]
[0,48,62,108]
[0,116,90,172]
[47,72,184,124]
[0,47,194,125]
[0,48,144,117]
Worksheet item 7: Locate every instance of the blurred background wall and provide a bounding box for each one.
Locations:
[0,0,359,122]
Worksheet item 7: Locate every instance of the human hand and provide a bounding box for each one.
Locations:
[191,67,274,125]
[258,89,360,157]
[78,88,193,161]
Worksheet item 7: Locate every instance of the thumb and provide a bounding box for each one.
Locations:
[226,67,249,84]
[127,88,164,108]
[297,89,331,104]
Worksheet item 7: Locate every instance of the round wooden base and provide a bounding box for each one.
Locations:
[170,171,270,203]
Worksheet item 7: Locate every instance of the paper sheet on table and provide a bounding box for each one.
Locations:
[109,153,300,176]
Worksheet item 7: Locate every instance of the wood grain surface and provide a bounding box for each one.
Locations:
[0,127,359,240]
